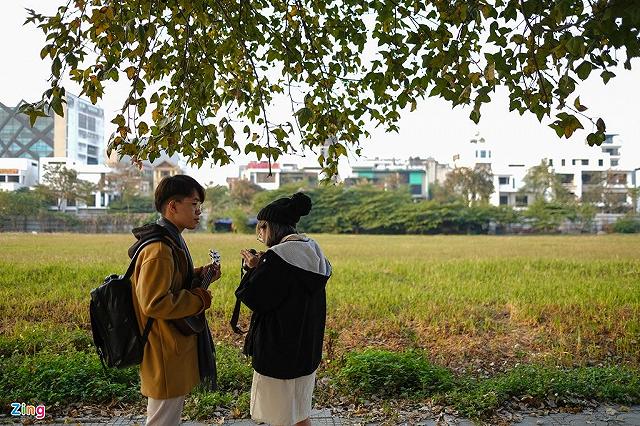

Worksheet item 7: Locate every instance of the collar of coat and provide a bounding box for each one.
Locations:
[128,222,182,259]
[269,234,332,277]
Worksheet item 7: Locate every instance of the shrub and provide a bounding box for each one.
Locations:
[215,344,253,392]
[335,349,454,398]
[613,216,640,233]
[448,365,640,417]
[0,350,140,405]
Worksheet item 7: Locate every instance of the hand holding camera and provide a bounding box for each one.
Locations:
[240,248,263,270]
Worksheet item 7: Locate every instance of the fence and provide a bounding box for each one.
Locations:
[0,213,157,233]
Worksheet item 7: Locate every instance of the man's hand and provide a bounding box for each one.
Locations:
[199,263,221,287]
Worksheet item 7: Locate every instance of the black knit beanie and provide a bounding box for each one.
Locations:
[256,192,312,226]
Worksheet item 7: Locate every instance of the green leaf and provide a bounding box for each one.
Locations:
[575,61,592,80]
[50,96,64,117]
[601,70,616,84]
[565,36,584,57]
[111,114,126,127]
[296,107,312,128]
[224,123,235,146]
[573,97,587,112]
[563,115,583,138]
[138,121,149,135]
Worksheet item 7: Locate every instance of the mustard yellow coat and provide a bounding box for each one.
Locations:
[131,240,206,399]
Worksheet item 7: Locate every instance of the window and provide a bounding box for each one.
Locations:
[499,195,508,205]
[256,173,276,183]
[0,176,5,182]
[78,113,96,132]
[611,159,619,167]
[608,173,627,185]
[598,159,603,167]
[581,159,589,166]
[480,150,487,158]
[582,172,602,184]
[561,159,566,166]
[87,157,98,165]
[515,195,528,207]
[548,159,553,166]
[410,184,422,195]
[488,151,491,158]
[572,159,577,165]
[558,174,574,184]
[8,175,20,183]
[475,150,478,158]
[87,145,98,156]
[499,177,509,185]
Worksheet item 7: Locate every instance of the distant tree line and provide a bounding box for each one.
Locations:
[2,161,638,234]
[205,162,639,235]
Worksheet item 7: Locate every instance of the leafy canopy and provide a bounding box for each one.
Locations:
[21,0,640,178]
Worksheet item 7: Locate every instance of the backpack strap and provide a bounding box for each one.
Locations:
[124,237,165,280]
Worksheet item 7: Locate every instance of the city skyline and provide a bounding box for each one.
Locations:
[1,0,639,186]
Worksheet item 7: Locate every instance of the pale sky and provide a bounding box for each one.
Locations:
[2,1,639,186]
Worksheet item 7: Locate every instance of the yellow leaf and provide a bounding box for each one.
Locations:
[125,66,136,80]
[484,63,495,82]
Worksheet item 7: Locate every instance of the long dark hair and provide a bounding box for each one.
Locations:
[257,220,297,247]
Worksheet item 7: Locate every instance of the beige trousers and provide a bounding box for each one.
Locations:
[146,395,185,426]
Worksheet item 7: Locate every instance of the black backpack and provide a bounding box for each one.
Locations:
[89,238,162,368]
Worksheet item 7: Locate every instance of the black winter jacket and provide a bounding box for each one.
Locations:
[235,235,331,379]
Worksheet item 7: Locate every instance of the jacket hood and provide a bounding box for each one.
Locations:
[269,235,332,279]
[128,223,176,258]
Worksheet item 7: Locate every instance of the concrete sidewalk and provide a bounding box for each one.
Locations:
[6,405,640,425]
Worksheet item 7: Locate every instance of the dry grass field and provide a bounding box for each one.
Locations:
[2,233,638,371]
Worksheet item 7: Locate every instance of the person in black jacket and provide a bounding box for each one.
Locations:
[236,192,331,426]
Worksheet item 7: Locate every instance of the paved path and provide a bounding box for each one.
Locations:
[4,405,639,425]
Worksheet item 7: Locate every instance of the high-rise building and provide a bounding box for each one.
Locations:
[64,93,105,165]
[0,101,55,159]
[0,94,104,165]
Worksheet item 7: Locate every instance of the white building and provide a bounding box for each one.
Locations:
[547,134,635,204]
[239,161,322,190]
[0,158,39,191]
[454,134,534,207]
[63,93,105,165]
[455,133,638,208]
[39,157,113,212]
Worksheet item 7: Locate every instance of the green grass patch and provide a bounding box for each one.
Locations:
[448,364,640,417]
[0,323,93,357]
[335,349,640,418]
[0,350,140,405]
[0,327,253,417]
[335,349,454,398]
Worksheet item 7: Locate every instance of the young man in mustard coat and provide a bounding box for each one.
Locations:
[129,175,221,425]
